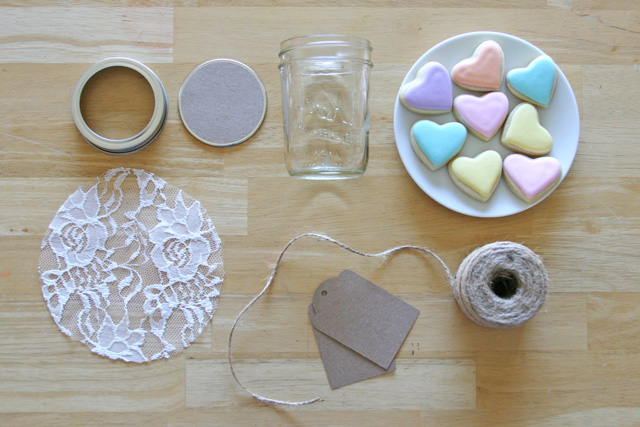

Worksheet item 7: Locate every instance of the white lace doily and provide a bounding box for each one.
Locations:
[39,168,224,362]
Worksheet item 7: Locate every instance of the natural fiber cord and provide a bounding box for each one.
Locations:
[228,233,548,406]
[452,241,548,328]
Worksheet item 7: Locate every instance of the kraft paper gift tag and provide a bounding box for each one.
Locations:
[309,305,397,389]
[309,270,420,389]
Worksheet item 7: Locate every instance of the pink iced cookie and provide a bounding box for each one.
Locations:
[451,40,505,92]
[503,154,562,203]
[399,61,453,115]
[453,92,509,141]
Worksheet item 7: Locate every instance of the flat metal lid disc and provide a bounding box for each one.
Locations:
[179,59,267,147]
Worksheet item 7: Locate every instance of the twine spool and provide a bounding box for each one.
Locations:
[452,241,548,328]
[228,233,548,406]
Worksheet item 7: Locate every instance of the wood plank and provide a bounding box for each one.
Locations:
[245,176,533,239]
[186,357,475,410]
[0,63,227,178]
[1,0,549,6]
[0,177,247,237]
[0,7,173,63]
[221,235,547,296]
[516,10,640,65]
[219,293,586,358]
[532,178,640,231]
[568,0,640,8]
[476,351,640,418]
[2,409,423,426]
[422,407,640,426]
[0,236,45,302]
[588,293,640,351]
[8,0,639,8]
[531,234,640,292]
[577,66,640,178]
[174,7,520,64]
[0,302,185,413]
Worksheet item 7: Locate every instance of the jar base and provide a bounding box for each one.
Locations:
[288,167,365,180]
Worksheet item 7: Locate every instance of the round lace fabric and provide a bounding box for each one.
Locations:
[39,168,224,362]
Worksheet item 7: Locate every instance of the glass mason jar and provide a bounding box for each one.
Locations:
[279,35,373,179]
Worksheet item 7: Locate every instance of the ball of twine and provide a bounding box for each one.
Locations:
[452,241,548,328]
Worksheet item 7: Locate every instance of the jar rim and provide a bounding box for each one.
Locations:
[279,34,372,56]
[278,57,373,69]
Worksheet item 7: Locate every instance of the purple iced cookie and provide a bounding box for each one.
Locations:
[400,61,453,115]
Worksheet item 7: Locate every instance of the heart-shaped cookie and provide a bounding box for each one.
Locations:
[451,40,504,92]
[501,103,553,156]
[453,92,509,141]
[449,150,502,202]
[410,120,467,170]
[503,154,562,203]
[507,55,557,108]
[400,62,453,114]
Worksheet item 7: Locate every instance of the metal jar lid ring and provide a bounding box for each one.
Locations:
[71,57,168,154]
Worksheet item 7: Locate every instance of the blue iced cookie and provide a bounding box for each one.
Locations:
[410,120,467,171]
[506,55,557,108]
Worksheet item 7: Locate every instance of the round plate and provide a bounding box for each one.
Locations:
[393,32,580,217]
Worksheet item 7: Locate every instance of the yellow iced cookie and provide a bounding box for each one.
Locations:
[449,150,502,202]
[500,103,553,156]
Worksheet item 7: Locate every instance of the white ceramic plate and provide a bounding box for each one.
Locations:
[393,32,580,217]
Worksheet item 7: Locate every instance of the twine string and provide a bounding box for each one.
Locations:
[451,241,548,328]
[227,233,547,406]
[227,232,453,406]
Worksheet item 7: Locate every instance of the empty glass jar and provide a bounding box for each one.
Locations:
[279,35,373,179]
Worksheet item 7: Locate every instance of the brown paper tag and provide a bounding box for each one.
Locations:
[309,305,396,389]
[309,270,419,388]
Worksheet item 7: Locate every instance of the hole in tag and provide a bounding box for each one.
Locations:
[321,290,328,296]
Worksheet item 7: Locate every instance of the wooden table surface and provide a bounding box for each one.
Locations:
[1,1,639,426]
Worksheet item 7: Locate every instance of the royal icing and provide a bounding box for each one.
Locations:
[402,62,453,112]
[504,154,561,199]
[412,120,467,168]
[507,55,557,107]
[450,150,502,198]
[454,92,509,139]
[451,40,504,91]
[502,103,553,155]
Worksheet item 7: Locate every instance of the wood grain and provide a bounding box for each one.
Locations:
[186,358,476,410]
[1,2,639,425]
[0,7,173,63]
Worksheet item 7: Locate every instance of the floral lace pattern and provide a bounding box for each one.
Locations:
[39,168,224,362]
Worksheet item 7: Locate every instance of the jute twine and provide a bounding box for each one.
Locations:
[228,233,548,406]
[452,241,548,328]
